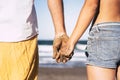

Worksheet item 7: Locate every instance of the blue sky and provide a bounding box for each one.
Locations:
[34,0,89,40]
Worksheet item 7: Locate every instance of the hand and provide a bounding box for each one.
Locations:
[58,40,74,63]
[53,34,69,63]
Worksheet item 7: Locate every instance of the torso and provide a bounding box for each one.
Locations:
[0,0,38,42]
[95,0,120,24]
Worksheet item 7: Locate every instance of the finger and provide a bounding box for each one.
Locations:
[66,57,70,61]
[62,58,67,63]
[63,51,74,62]
[56,54,67,63]
[56,58,61,63]
[56,54,62,63]
[55,52,61,60]
[68,51,74,58]
[53,47,58,59]
[64,56,72,62]
[62,56,69,63]
[65,49,74,57]
[60,55,63,62]
[58,50,67,63]
[53,37,62,59]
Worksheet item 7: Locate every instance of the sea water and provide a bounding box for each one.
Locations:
[38,40,87,68]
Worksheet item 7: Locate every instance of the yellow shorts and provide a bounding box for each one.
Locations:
[0,36,38,80]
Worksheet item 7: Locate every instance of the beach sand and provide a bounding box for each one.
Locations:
[38,67,87,80]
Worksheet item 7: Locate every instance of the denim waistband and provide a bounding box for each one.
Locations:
[92,22,120,32]
[93,22,120,27]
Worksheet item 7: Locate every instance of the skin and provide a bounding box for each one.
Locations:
[117,67,120,80]
[48,0,120,80]
[61,0,120,80]
[48,0,70,63]
[47,0,66,35]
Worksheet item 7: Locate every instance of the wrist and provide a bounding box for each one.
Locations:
[55,32,66,38]
[68,38,77,46]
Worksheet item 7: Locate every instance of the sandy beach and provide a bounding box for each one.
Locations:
[38,67,87,80]
[38,42,87,80]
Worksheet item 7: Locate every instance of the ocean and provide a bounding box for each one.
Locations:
[38,40,87,68]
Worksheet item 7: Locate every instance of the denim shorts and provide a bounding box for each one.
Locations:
[86,22,120,68]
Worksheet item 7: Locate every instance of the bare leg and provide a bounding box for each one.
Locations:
[117,66,120,80]
[87,65,116,80]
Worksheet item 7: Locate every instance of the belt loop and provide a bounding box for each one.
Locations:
[96,25,100,32]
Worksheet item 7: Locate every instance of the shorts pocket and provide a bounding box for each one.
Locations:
[97,37,119,60]
[87,36,97,55]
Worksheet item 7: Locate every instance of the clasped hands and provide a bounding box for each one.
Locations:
[53,34,74,63]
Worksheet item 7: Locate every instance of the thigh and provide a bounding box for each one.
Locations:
[117,66,120,80]
[87,65,116,80]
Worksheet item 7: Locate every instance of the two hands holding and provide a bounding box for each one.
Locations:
[53,34,74,63]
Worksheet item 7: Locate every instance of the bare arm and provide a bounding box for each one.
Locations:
[48,0,69,63]
[59,0,99,57]
[69,0,99,45]
[47,0,66,36]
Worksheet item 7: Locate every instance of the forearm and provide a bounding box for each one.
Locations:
[69,0,98,45]
[48,0,66,36]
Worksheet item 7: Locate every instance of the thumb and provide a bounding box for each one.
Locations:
[53,47,58,59]
[53,37,62,59]
[64,46,74,57]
